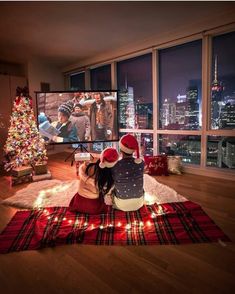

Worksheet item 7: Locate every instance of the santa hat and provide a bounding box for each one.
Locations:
[119,134,142,164]
[99,147,119,169]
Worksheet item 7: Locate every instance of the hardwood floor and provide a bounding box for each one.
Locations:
[0,152,234,294]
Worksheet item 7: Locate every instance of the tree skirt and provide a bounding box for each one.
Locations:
[0,201,230,253]
[1,174,187,209]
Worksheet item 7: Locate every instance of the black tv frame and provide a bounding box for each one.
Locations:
[35,90,119,145]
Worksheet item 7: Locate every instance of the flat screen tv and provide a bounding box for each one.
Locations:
[36,91,119,144]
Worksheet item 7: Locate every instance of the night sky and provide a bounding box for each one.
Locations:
[116,31,235,103]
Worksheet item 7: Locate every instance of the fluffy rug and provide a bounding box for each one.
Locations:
[1,174,187,209]
[0,201,230,253]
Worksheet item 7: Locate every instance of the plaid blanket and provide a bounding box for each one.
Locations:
[0,201,230,253]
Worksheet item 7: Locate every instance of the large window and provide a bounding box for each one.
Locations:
[66,28,235,177]
[211,32,235,130]
[70,72,85,90]
[159,40,202,130]
[90,64,111,90]
[159,134,201,165]
[117,54,153,129]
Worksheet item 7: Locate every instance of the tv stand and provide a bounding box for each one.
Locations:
[65,143,94,166]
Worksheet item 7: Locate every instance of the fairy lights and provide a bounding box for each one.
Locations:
[41,213,156,232]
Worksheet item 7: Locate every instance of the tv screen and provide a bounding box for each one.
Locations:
[36,91,119,144]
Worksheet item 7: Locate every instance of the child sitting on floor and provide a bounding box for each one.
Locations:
[69,147,119,214]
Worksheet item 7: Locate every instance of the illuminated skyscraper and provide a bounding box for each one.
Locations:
[119,76,135,128]
[161,99,176,128]
[136,103,153,129]
[211,56,224,129]
[186,85,199,129]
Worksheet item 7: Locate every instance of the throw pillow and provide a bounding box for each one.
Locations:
[167,156,183,175]
[144,155,169,176]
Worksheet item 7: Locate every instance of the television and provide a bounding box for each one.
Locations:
[36,91,119,144]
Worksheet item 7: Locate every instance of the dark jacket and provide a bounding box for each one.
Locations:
[52,120,78,143]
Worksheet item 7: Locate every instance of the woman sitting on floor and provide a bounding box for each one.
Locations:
[69,147,119,214]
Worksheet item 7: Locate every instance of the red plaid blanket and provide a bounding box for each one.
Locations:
[0,201,230,253]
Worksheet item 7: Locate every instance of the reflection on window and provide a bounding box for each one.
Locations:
[159,40,202,130]
[91,65,111,90]
[70,72,85,90]
[211,32,235,130]
[207,136,235,169]
[159,134,201,164]
[119,132,153,156]
[117,54,153,129]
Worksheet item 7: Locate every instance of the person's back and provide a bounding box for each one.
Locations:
[69,147,119,214]
[111,134,144,211]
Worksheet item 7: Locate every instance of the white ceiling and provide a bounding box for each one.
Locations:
[0,1,235,68]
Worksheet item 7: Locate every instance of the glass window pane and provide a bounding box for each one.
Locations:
[119,132,153,156]
[159,40,202,130]
[70,72,85,90]
[117,54,153,129]
[91,64,111,90]
[159,134,201,165]
[211,32,235,130]
[207,136,235,169]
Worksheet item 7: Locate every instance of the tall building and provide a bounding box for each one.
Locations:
[136,103,153,129]
[175,95,187,127]
[211,56,224,129]
[161,99,176,128]
[119,86,135,128]
[219,102,235,129]
[186,85,199,129]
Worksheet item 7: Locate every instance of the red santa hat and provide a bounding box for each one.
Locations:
[119,134,142,164]
[99,147,119,169]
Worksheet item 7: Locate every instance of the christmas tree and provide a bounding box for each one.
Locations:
[4,87,48,171]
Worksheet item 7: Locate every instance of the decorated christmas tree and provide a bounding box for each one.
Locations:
[4,87,48,171]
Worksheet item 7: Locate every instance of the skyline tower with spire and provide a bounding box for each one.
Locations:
[211,55,225,129]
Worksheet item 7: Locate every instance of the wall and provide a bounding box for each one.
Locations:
[27,59,67,154]
[27,59,64,108]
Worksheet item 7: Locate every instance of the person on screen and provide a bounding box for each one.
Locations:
[72,92,86,106]
[70,103,91,141]
[69,147,119,214]
[51,101,79,143]
[90,92,112,141]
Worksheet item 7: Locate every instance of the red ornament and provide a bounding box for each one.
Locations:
[15,96,21,105]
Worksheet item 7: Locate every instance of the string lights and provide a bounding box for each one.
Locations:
[41,209,158,231]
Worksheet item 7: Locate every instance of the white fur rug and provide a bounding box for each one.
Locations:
[1,174,187,209]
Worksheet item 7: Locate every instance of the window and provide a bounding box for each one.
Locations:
[119,132,153,156]
[159,40,202,130]
[207,136,235,169]
[117,54,153,129]
[211,32,235,130]
[70,72,85,90]
[159,134,201,165]
[90,64,111,90]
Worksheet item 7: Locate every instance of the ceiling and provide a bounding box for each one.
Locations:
[0,1,235,69]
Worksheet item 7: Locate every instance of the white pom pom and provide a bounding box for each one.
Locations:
[134,158,142,164]
[99,162,106,169]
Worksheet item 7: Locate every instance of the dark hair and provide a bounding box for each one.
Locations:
[85,159,114,198]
